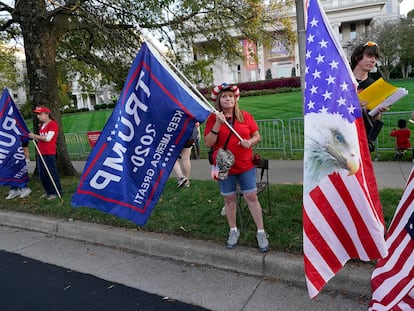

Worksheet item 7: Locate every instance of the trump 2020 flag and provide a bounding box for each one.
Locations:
[0,88,30,187]
[71,42,211,226]
[369,168,414,311]
[303,0,387,298]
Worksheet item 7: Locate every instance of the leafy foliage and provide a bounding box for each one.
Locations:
[0,0,296,175]
[2,0,296,91]
[0,45,18,90]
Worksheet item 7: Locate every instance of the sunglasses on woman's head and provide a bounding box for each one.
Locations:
[364,41,378,47]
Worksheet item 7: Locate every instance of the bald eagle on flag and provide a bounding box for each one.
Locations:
[303,0,387,298]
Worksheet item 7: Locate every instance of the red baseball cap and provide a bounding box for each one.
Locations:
[32,106,51,114]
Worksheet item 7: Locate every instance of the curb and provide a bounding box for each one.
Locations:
[0,210,374,298]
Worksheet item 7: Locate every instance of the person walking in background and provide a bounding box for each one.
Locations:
[5,140,32,199]
[390,119,411,161]
[204,83,269,253]
[173,122,200,188]
[29,106,62,200]
[351,41,385,152]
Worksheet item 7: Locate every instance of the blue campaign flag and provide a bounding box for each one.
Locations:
[71,42,211,226]
[0,88,31,187]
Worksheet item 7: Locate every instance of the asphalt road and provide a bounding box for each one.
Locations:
[0,250,207,311]
[0,224,369,311]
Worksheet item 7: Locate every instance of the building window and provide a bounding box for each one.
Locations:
[350,23,356,40]
[237,64,241,83]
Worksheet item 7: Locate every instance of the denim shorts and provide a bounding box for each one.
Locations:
[219,167,257,196]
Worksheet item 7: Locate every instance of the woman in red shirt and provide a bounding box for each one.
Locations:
[204,83,269,252]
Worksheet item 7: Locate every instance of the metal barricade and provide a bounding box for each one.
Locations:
[64,133,83,160]
[64,112,414,160]
[256,119,286,156]
[288,117,304,155]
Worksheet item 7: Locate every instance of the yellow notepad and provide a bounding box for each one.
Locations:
[358,78,408,116]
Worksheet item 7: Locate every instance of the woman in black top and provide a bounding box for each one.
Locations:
[350,41,383,152]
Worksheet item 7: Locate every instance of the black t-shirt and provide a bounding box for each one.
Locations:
[357,77,375,91]
[357,77,376,136]
[357,77,382,151]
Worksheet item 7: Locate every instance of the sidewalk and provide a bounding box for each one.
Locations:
[65,159,413,189]
[0,210,374,301]
[12,159,414,300]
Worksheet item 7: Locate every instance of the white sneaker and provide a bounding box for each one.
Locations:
[6,189,21,200]
[47,194,58,200]
[256,232,269,253]
[19,187,32,198]
[227,229,240,249]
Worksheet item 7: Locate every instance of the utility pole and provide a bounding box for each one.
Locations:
[295,0,306,95]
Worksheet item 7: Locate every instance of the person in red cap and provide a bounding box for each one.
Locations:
[29,106,62,200]
[204,83,269,252]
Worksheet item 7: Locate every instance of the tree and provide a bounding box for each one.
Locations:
[397,13,414,78]
[0,43,18,91]
[0,0,294,175]
[375,22,401,80]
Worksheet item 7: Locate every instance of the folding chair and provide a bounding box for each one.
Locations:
[236,158,271,229]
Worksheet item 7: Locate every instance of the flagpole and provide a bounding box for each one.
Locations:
[32,140,62,199]
[138,30,243,142]
[295,0,306,93]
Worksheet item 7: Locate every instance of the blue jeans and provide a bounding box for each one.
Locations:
[37,155,62,196]
[219,168,257,196]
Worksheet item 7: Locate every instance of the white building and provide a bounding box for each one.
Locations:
[3,46,117,110]
[191,0,402,86]
[4,0,403,106]
[71,72,118,110]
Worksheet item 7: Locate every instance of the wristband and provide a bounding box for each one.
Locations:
[211,129,219,135]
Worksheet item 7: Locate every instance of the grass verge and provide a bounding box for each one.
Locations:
[0,175,402,254]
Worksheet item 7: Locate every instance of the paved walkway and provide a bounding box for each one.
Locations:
[64,159,413,189]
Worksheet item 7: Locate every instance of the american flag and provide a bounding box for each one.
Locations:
[369,169,414,311]
[303,0,388,298]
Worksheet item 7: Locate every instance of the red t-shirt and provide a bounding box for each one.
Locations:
[205,111,258,175]
[38,119,59,155]
[390,128,411,149]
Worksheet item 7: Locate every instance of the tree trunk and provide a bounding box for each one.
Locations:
[15,0,76,176]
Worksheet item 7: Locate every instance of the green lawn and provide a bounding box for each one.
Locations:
[0,176,402,254]
[239,91,303,121]
[59,78,414,134]
[62,110,113,133]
